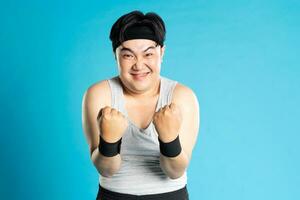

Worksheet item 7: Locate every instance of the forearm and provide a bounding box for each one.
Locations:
[159,150,189,179]
[91,148,122,177]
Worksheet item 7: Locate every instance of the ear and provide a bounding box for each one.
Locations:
[160,45,166,60]
[113,51,117,60]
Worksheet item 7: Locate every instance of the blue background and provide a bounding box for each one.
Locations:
[1,0,299,199]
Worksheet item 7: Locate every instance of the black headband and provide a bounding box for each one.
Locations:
[113,25,159,52]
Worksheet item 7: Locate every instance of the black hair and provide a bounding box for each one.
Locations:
[109,10,166,53]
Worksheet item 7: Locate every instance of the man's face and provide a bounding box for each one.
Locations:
[115,39,165,94]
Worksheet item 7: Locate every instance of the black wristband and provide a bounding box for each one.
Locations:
[98,135,122,157]
[158,135,182,157]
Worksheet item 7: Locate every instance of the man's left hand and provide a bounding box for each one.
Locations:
[153,102,182,143]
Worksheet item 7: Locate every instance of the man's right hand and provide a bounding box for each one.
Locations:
[97,106,128,143]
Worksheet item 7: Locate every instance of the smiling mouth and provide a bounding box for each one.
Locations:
[130,72,150,79]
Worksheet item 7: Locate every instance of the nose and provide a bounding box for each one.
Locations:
[132,56,145,70]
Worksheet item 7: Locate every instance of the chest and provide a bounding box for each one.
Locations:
[124,96,159,130]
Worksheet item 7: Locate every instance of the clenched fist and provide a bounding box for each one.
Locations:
[97,106,128,143]
[153,102,183,143]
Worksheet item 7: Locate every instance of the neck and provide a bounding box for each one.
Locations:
[120,77,161,100]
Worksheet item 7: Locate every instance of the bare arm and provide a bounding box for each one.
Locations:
[91,148,121,177]
[81,81,122,177]
[159,84,200,179]
[160,150,189,179]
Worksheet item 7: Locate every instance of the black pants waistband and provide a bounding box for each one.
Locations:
[96,184,189,200]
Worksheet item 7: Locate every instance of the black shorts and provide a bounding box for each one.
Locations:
[96,184,189,200]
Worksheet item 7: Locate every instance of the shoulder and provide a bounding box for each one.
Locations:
[82,78,111,109]
[172,82,199,110]
[162,76,197,102]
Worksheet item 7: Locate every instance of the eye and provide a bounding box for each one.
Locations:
[123,54,133,58]
[146,53,153,57]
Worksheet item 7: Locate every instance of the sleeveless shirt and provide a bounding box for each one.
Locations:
[99,75,187,195]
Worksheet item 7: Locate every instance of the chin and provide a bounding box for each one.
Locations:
[120,72,158,88]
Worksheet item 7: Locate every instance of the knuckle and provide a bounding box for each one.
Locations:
[103,106,109,110]
[102,107,110,113]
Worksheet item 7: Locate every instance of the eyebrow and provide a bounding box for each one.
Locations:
[120,45,157,53]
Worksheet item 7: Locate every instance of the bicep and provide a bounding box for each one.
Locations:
[173,86,200,161]
[82,82,110,157]
[82,90,100,157]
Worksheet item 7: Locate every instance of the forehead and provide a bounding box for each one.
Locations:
[118,39,157,52]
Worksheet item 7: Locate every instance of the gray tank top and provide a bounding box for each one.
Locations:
[99,75,187,195]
